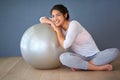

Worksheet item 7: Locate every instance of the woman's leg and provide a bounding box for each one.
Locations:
[88,63,112,71]
[59,52,114,71]
[59,52,88,70]
[90,48,119,66]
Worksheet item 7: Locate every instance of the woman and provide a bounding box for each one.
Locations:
[40,4,119,71]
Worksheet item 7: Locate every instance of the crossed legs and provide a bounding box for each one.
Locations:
[59,48,119,71]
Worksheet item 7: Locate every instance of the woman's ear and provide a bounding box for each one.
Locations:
[64,13,67,19]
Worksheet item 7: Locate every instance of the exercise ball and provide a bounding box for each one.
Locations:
[20,23,64,69]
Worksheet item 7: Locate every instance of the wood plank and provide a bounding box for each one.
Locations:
[0,57,21,80]
[40,69,60,80]
[0,57,120,80]
[0,57,41,80]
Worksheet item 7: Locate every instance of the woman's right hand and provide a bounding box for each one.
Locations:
[39,17,52,25]
[39,17,56,29]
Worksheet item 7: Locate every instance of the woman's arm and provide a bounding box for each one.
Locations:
[40,17,65,48]
[39,17,52,25]
[54,27,65,49]
[50,23,65,49]
[63,21,80,49]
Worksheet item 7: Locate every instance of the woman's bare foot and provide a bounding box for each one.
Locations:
[88,60,113,71]
[71,68,78,71]
[99,64,112,71]
[71,64,112,71]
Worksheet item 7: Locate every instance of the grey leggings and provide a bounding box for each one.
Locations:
[59,48,119,70]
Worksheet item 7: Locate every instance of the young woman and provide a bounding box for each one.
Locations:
[39,4,119,71]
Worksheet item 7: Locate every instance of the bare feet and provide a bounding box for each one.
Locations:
[71,68,78,71]
[71,64,112,71]
[88,60,113,71]
[99,64,112,71]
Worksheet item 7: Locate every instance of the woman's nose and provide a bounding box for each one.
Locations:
[54,16,58,20]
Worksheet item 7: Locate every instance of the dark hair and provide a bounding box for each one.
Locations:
[50,4,70,20]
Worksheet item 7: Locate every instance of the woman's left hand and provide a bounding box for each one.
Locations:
[50,22,61,32]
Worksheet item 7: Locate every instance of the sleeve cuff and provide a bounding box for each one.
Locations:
[39,17,46,22]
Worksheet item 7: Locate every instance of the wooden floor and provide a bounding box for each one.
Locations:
[0,57,120,80]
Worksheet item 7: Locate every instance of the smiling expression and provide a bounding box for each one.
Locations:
[51,10,67,27]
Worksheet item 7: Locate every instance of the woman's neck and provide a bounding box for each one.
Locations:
[62,20,70,31]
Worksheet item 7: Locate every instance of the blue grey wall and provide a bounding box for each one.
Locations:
[0,0,120,56]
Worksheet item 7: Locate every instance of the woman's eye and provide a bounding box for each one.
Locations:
[57,14,61,16]
[52,15,54,18]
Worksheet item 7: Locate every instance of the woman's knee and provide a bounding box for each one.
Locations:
[59,52,70,65]
[59,52,77,65]
[109,48,120,57]
[59,53,66,63]
[102,48,119,56]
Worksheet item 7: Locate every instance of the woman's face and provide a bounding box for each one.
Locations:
[51,10,66,27]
